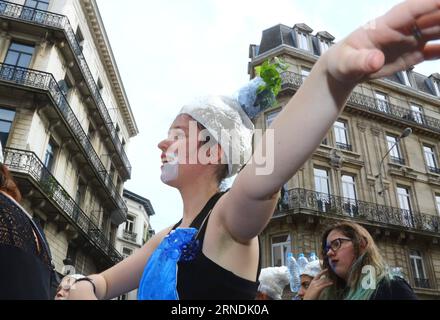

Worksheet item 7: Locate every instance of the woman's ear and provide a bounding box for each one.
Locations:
[359,237,368,251]
[199,139,224,166]
[204,142,222,160]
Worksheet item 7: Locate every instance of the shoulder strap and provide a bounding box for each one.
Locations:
[256,235,262,280]
[170,191,225,232]
[171,219,183,231]
[190,192,225,230]
[193,192,226,239]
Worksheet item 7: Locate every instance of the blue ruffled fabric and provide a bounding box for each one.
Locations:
[137,228,199,300]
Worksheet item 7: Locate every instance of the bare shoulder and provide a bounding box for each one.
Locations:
[140,225,174,255]
[202,195,261,282]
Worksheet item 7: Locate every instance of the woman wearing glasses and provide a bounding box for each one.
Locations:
[303,222,416,300]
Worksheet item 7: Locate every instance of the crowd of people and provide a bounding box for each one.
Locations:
[257,222,417,300]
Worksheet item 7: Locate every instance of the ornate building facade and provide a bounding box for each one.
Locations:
[250,23,440,299]
[0,0,138,295]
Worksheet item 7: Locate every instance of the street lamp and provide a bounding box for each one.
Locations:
[376,128,412,198]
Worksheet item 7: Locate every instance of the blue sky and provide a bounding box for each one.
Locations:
[96,0,440,232]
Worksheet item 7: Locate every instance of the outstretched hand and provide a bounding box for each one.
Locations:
[326,0,440,84]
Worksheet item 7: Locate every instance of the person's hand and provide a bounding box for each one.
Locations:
[325,0,440,84]
[302,269,333,300]
[55,276,75,300]
[55,276,98,300]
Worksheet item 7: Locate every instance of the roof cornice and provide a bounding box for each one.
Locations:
[81,0,139,137]
[123,189,155,216]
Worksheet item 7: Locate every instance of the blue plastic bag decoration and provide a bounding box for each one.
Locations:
[237,76,267,120]
[137,228,200,300]
[237,58,286,120]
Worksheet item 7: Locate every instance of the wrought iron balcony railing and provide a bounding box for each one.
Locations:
[414,278,431,289]
[336,142,353,152]
[428,166,440,175]
[3,147,122,264]
[123,230,137,242]
[0,1,65,27]
[280,71,303,90]
[0,63,127,218]
[279,188,440,234]
[390,156,406,165]
[280,71,440,135]
[0,0,131,177]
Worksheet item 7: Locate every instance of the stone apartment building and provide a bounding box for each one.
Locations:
[250,23,440,299]
[116,189,155,300]
[0,0,138,295]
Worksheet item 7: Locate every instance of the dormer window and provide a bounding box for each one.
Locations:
[297,31,309,51]
[428,74,440,96]
[294,24,313,52]
[401,70,411,86]
[434,80,440,96]
[316,31,335,55]
[319,39,330,53]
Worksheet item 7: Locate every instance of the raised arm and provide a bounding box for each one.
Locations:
[220,0,440,242]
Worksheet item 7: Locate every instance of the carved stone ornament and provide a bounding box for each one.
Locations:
[329,149,343,169]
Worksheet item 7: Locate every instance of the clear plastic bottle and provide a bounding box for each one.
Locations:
[287,253,300,293]
[308,251,318,262]
[297,253,309,274]
[390,267,405,279]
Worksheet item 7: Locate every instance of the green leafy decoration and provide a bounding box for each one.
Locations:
[255,57,288,98]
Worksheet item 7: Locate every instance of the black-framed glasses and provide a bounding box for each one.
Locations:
[324,238,352,254]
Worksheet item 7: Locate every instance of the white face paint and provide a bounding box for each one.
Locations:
[160,153,179,183]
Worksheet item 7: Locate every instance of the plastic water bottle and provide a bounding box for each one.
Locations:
[390,267,405,279]
[308,251,318,262]
[287,253,300,293]
[297,253,309,274]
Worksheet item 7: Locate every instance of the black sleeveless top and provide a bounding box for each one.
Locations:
[0,192,52,300]
[175,192,261,300]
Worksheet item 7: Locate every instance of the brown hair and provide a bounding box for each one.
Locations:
[196,122,229,186]
[320,221,387,299]
[0,164,22,201]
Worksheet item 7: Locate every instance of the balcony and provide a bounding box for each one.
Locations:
[277,188,440,234]
[280,71,440,135]
[0,63,127,224]
[123,230,137,243]
[336,142,353,152]
[0,0,132,178]
[428,166,440,175]
[3,147,122,265]
[0,1,64,26]
[390,156,406,165]
[414,278,431,289]
[280,71,303,91]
